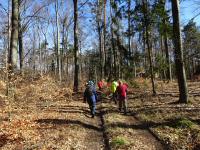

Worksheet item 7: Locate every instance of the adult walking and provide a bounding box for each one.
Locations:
[84,81,97,118]
[116,80,128,114]
[110,79,118,104]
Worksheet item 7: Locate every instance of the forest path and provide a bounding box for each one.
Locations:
[0,90,165,149]
[99,98,165,150]
[35,97,105,150]
[35,92,165,150]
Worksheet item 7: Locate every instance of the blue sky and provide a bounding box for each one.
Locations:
[180,0,200,25]
[0,0,200,50]
[1,0,200,25]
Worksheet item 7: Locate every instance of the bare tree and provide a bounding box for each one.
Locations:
[73,0,79,92]
[171,0,188,103]
[142,0,156,95]
[55,0,61,81]
[9,0,19,71]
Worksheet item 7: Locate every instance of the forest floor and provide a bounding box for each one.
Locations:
[0,76,199,150]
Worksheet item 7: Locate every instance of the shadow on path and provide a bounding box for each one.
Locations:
[36,119,102,132]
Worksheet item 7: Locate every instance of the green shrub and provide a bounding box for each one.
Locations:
[111,137,128,147]
[175,118,195,129]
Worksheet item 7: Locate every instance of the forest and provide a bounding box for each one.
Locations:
[0,0,200,149]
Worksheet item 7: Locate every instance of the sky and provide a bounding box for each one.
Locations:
[0,0,200,50]
[1,0,200,24]
[179,0,200,26]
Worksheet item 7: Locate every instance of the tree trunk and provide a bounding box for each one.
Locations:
[146,29,156,95]
[97,25,103,78]
[32,29,36,74]
[163,29,172,81]
[9,0,19,72]
[171,0,188,103]
[38,32,42,76]
[161,0,172,81]
[18,8,24,75]
[61,20,65,79]
[128,0,131,66]
[55,0,62,81]
[110,0,115,78]
[143,0,156,95]
[102,0,107,78]
[6,0,10,73]
[73,0,79,92]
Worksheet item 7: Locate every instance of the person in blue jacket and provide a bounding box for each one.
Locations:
[84,81,97,118]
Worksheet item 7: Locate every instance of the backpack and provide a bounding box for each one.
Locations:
[86,86,93,97]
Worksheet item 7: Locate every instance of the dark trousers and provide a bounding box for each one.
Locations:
[112,92,117,104]
[118,96,127,114]
[88,101,96,116]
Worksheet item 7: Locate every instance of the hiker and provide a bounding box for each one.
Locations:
[97,79,104,91]
[110,79,118,104]
[116,80,128,114]
[84,81,97,118]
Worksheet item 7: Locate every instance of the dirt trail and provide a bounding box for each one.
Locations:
[0,92,164,149]
[35,100,105,150]
[35,95,164,150]
[100,100,164,150]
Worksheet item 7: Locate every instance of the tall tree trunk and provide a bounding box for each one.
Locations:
[18,32,23,73]
[9,0,19,72]
[6,0,10,73]
[18,6,24,75]
[61,20,65,79]
[163,29,172,81]
[102,0,107,78]
[73,0,79,92]
[98,27,103,78]
[38,31,42,76]
[171,0,188,103]
[32,29,36,74]
[128,0,131,66]
[142,28,149,76]
[143,0,156,95]
[96,0,103,78]
[110,0,115,78]
[55,0,62,81]
[161,0,172,81]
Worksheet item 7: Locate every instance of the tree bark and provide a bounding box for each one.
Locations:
[163,27,172,81]
[6,0,10,72]
[18,3,24,75]
[143,0,156,95]
[128,0,131,66]
[9,0,19,71]
[73,0,79,92]
[102,0,107,78]
[55,0,62,81]
[171,0,188,103]
[161,0,172,81]
[110,0,114,78]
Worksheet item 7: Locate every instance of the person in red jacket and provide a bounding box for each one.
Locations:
[116,80,128,114]
[97,79,104,91]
